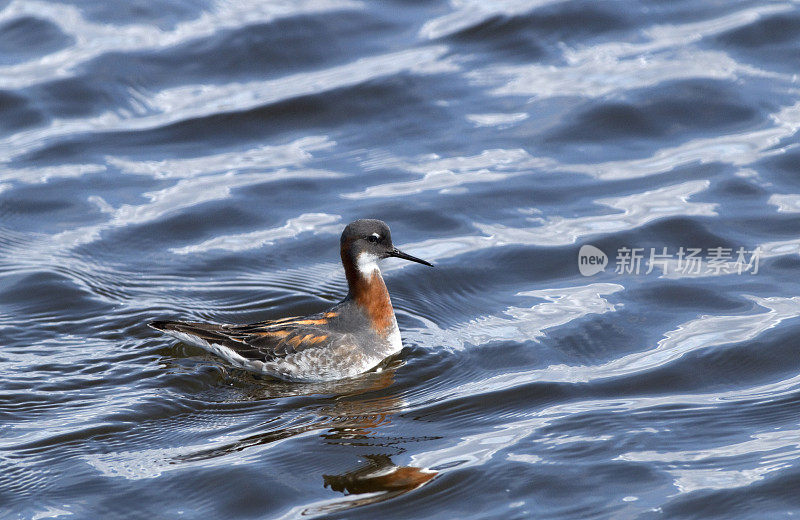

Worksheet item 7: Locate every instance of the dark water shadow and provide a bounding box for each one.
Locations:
[168,358,438,516]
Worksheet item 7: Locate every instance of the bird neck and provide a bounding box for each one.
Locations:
[342,253,395,333]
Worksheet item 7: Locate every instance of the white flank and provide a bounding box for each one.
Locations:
[163,330,264,372]
[386,319,403,355]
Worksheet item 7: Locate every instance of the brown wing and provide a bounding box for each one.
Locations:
[149,311,342,362]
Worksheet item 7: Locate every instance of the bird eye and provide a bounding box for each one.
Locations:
[367,235,379,243]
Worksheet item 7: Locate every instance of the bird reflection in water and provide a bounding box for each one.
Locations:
[172,357,438,515]
[314,454,436,513]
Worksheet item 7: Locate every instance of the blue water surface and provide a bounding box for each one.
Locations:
[2,0,800,518]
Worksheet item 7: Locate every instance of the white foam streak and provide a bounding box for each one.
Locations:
[480,180,716,245]
[569,4,794,62]
[50,167,339,249]
[480,49,768,101]
[412,346,800,476]
[758,238,800,258]
[563,102,800,181]
[447,296,800,394]
[397,180,715,266]
[83,432,309,480]
[0,45,452,161]
[6,137,339,257]
[345,148,551,199]
[466,113,529,127]
[149,46,453,128]
[469,3,788,102]
[768,193,800,214]
[619,428,800,493]
[1,163,107,184]
[107,136,334,179]
[171,213,342,255]
[419,0,566,39]
[452,283,623,345]
[659,235,800,281]
[0,0,364,89]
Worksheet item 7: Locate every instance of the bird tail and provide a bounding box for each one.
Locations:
[148,320,178,332]
[149,320,230,347]
[149,319,260,372]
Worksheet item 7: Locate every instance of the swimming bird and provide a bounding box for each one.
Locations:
[149,219,432,382]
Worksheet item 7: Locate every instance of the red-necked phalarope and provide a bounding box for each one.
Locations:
[150,219,432,382]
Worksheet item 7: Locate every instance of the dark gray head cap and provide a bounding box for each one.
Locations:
[340,219,433,267]
[340,219,392,246]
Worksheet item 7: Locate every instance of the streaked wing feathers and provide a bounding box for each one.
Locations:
[150,312,341,362]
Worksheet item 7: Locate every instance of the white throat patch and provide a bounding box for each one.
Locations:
[356,252,381,276]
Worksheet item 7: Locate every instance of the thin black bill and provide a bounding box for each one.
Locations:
[389,248,433,267]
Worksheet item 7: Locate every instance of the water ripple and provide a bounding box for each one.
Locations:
[3,0,800,518]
